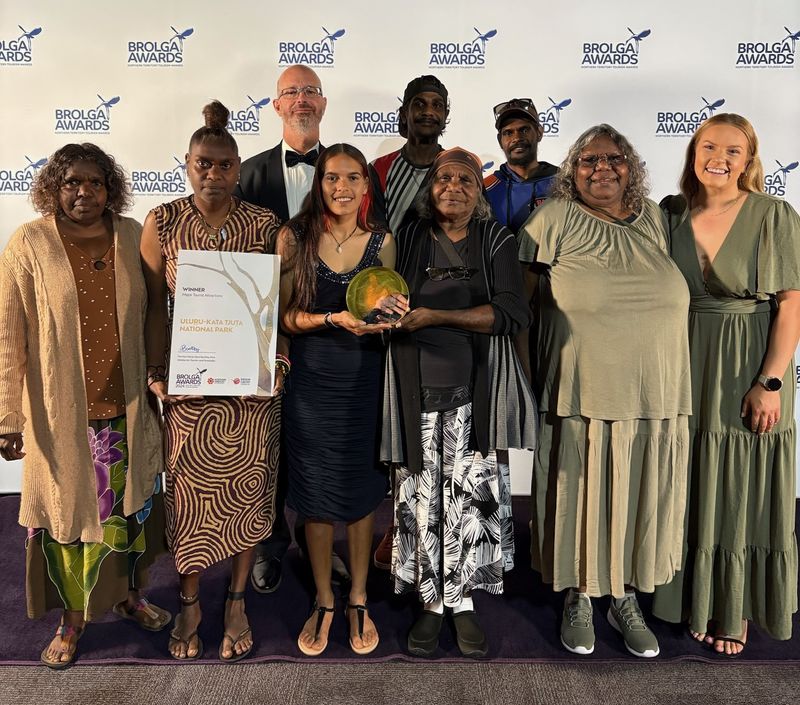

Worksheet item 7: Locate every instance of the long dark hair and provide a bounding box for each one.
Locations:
[287,143,378,311]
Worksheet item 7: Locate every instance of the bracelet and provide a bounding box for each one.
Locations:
[324,312,338,329]
[275,359,290,376]
[275,353,291,372]
[147,373,167,388]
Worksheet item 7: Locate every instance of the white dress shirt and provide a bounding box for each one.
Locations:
[281,140,320,218]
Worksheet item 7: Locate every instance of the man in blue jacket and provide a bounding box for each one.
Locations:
[484,99,558,233]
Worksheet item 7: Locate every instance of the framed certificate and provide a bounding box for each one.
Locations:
[168,249,280,396]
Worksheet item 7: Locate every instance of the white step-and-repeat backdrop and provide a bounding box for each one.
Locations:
[1,0,799,493]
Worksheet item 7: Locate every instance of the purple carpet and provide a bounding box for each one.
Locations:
[1,495,798,666]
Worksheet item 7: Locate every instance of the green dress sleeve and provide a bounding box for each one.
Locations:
[756,197,800,295]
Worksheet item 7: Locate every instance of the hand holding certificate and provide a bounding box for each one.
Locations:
[168,250,281,396]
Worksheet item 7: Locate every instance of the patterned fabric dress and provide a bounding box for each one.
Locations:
[26,417,166,620]
[155,196,282,574]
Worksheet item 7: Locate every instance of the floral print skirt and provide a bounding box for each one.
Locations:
[25,416,167,621]
[391,403,513,607]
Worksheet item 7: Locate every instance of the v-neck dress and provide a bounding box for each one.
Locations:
[284,232,389,521]
[522,197,692,598]
[652,191,800,640]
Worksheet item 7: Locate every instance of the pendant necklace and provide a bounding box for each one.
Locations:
[58,217,114,271]
[191,196,235,246]
[329,224,359,253]
[696,192,744,217]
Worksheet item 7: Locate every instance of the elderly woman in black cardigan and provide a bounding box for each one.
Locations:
[383,147,536,659]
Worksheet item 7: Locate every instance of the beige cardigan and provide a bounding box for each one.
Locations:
[0,215,163,543]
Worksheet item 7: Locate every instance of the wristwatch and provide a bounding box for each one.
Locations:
[757,374,783,392]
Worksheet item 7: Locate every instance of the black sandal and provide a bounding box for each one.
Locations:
[219,589,253,662]
[297,601,335,656]
[168,592,203,661]
[345,603,379,655]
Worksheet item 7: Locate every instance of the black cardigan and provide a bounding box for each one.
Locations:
[390,217,531,473]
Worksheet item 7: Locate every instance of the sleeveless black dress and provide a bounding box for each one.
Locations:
[284,232,389,521]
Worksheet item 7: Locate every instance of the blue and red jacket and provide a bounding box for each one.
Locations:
[484,162,558,233]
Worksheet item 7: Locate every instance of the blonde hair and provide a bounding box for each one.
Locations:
[679,113,764,206]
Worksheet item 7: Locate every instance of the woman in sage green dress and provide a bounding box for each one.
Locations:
[652,113,800,656]
[521,125,691,659]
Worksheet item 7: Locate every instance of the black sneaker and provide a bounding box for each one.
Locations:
[407,610,444,657]
[452,610,488,658]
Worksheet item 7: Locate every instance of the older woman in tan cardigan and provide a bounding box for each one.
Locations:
[0,143,169,668]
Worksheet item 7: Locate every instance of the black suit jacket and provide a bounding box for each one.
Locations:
[234,142,325,223]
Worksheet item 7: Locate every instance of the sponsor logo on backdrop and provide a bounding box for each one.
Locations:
[764,159,798,198]
[429,26,497,68]
[353,98,400,136]
[539,97,572,137]
[227,96,270,135]
[481,161,494,174]
[132,157,187,196]
[581,26,650,68]
[736,26,797,68]
[277,26,345,67]
[128,25,194,66]
[655,97,725,136]
[0,24,42,65]
[0,156,47,195]
[54,94,120,134]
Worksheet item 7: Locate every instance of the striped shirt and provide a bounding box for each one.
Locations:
[371,149,436,234]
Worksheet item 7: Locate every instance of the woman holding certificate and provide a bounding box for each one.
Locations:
[276,143,405,657]
[141,101,284,662]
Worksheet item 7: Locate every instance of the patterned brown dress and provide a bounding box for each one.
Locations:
[154,196,281,574]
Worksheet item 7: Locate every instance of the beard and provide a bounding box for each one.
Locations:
[286,113,320,135]
[506,143,537,167]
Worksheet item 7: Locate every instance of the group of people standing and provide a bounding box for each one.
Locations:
[0,64,797,668]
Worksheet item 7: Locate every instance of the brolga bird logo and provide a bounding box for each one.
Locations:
[772,159,799,184]
[96,94,121,116]
[625,27,651,52]
[16,25,42,50]
[701,97,725,115]
[170,26,194,50]
[472,27,497,53]
[783,27,800,52]
[321,26,345,53]
[172,156,187,174]
[545,97,572,117]
[482,161,494,172]
[24,156,47,174]
[246,95,270,114]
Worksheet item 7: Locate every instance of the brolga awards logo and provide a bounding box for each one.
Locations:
[353,97,400,136]
[0,24,42,65]
[582,26,651,68]
[736,26,797,68]
[429,26,497,68]
[227,95,271,135]
[764,159,798,197]
[277,26,345,67]
[655,97,725,136]
[55,93,121,134]
[128,25,194,66]
[539,96,572,137]
[0,155,47,195]
[132,157,186,196]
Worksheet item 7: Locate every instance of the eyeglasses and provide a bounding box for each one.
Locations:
[278,85,323,99]
[493,98,535,118]
[426,266,477,281]
[576,153,627,168]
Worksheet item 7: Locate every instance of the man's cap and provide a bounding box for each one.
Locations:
[494,99,540,130]
[402,75,448,107]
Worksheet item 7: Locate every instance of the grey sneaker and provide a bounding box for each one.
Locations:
[560,589,595,655]
[607,593,660,658]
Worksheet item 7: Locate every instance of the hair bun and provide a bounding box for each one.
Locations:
[202,100,230,130]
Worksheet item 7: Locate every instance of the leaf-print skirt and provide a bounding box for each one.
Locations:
[25,416,167,621]
[391,403,513,607]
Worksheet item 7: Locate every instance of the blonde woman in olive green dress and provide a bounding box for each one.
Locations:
[652,113,800,656]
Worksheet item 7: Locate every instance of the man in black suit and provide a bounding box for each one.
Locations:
[236,65,349,593]
[235,63,326,222]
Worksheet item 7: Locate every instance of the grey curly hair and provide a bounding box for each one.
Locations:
[550,123,650,214]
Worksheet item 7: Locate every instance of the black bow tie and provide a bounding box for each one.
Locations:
[285,149,318,168]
